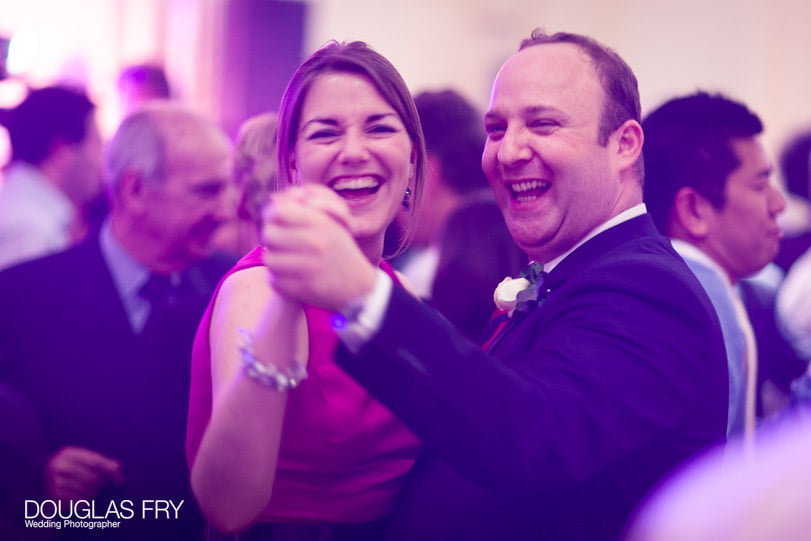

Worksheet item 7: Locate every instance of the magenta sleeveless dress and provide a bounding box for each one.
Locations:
[186,246,421,523]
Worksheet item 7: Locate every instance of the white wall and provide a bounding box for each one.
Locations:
[2,0,811,181]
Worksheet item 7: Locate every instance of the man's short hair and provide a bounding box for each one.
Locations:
[642,91,763,233]
[520,29,641,146]
[414,89,488,195]
[3,86,95,166]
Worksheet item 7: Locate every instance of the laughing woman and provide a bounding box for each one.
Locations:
[186,41,425,540]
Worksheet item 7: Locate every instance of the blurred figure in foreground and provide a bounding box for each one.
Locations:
[628,411,811,541]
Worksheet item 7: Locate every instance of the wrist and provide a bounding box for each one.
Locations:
[334,265,378,323]
[238,329,307,391]
[331,269,392,352]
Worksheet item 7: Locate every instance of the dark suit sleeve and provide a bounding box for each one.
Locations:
[337,258,727,492]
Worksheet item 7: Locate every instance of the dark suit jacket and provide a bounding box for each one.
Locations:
[337,214,728,541]
[740,278,807,413]
[0,383,50,541]
[0,234,232,540]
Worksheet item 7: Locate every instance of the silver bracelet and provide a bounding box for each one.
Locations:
[237,328,307,391]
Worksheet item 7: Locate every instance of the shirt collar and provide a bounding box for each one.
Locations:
[99,219,151,302]
[670,238,735,289]
[543,203,647,272]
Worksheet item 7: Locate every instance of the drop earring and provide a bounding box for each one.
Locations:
[401,188,412,210]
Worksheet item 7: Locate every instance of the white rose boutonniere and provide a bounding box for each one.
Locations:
[493,276,531,314]
[493,261,548,317]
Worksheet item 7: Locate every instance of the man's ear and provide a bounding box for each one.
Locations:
[117,169,149,213]
[672,186,712,238]
[613,119,644,166]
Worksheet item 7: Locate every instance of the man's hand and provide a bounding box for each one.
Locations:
[45,446,123,501]
[261,185,377,312]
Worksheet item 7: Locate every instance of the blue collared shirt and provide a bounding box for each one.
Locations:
[99,221,182,333]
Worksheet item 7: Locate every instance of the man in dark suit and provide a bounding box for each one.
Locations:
[0,103,235,540]
[260,31,728,540]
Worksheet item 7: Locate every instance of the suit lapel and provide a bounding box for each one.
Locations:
[482,214,660,355]
[69,235,140,342]
[544,214,658,290]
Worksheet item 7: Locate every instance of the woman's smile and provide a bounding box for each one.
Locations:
[329,175,383,201]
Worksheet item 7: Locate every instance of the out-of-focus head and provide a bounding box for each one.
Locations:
[5,86,96,166]
[105,102,234,270]
[643,91,785,281]
[414,89,488,195]
[4,85,103,206]
[779,131,811,201]
[233,112,279,224]
[409,89,489,247]
[482,30,644,263]
[277,40,427,257]
[117,63,172,118]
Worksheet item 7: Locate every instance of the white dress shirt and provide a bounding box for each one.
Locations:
[0,162,75,270]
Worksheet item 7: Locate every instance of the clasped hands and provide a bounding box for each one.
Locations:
[260,185,378,313]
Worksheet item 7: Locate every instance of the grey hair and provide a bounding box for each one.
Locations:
[103,101,178,190]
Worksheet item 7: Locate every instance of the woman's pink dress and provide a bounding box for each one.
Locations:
[186,246,421,523]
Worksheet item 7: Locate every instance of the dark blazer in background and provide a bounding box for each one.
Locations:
[0,383,50,541]
[740,278,807,414]
[0,234,232,540]
[338,214,729,541]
